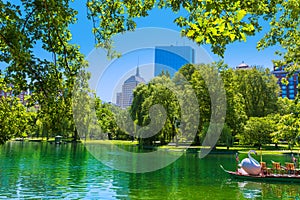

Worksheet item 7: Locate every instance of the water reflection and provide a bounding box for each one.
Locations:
[0,142,131,199]
[2,142,300,199]
[235,180,300,199]
[237,181,262,199]
[84,142,183,173]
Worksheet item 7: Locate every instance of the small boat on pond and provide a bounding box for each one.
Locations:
[221,150,300,183]
[220,165,300,183]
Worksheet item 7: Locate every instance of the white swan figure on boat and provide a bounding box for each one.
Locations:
[239,150,261,175]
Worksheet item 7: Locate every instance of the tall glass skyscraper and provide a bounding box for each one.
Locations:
[154,46,195,77]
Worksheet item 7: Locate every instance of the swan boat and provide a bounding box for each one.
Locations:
[239,150,261,175]
[221,150,300,183]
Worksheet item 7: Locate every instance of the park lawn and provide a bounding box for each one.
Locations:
[11,138,300,155]
[158,143,300,154]
[83,140,138,145]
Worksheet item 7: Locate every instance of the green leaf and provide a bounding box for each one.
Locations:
[186,30,195,37]
[240,33,246,42]
[208,27,218,36]
[237,10,247,21]
[229,34,236,41]
[190,23,199,31]
[195,35,204,43]
[219,22,225,33]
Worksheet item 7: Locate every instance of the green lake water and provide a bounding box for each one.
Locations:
[1,142,300,199]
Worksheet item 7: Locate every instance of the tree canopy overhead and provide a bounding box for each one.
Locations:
[0,0,299,145]
[0,0,298,82]
[0,0,298,73]
[86,0,299,67]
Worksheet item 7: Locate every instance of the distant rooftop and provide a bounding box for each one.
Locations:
[124,67,145,83]
[236,61,251,69]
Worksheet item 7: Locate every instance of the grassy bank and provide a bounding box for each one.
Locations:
[158,143,300,154]
[83,140,138,145]
[11,138,300,155]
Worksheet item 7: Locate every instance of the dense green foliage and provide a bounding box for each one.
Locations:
[237,116,275,147]
[0,78,37,144]
[0,0,87,142]
[0,0,299,145]
[130,63,280,147]
[237,98,300,149]
[95,98,132,140]
[235,68,279,117]
[272,99,300,150]
[130,76,180,146]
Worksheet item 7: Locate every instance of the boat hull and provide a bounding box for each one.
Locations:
[221,165,300,183]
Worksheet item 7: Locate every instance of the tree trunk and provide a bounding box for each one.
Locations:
[73,127,78,142]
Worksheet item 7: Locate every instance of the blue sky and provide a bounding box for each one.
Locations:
[67,2,282,102]
[68,2,282,102]
[85,27,214,102]
[1,1,282,102]
[69,2,281,69]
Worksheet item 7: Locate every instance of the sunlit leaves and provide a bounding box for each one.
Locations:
[0,78,37,144]
[86,0,273,57]
[0,0,88,143]
[176,1,262,56]
[270,101,300,147]
[86,0,298,70]
[219,67,247,136]
[236,10,247,22]
[87,0,155,56]
[272,113,300,149]
[258,0,300,69]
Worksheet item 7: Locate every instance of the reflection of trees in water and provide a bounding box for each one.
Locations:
[0,142,128,199]
[238,181,262,199]
[237,181,300,199]
[266,183,300,199]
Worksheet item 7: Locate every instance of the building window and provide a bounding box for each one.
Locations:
[282,90,287,95]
